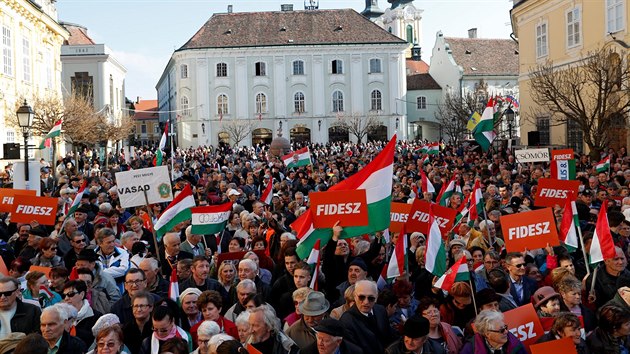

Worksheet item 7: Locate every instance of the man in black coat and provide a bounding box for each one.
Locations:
[160,232,194,277]
[0,277,41,334]
[505,252,537,306]
[302,318,364,354]
[339,280,399,354]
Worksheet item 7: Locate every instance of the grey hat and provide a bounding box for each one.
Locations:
[298,291,330,316]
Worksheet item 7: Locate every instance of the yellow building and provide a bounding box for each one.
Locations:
[0,0,68,159]
[511,0,629,153]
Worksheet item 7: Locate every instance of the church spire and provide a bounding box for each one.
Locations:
[388,0,414,9]
[361,0,384,20]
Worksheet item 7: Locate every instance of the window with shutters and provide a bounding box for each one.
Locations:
[2,26,12,76]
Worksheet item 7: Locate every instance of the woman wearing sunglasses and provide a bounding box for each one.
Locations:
[460,310,525,354]
[31,238,65,268]
[63,279,103,347]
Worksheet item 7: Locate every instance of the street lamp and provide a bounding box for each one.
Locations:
[396,117,399,129]
[505,108,515,140]
[16,100,34,190]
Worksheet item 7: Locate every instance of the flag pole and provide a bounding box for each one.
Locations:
[143,190,162,264]
[468,279,479,316]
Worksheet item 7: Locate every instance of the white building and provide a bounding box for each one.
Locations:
[428,30,520,139]
[156,7,409,147]
[0,0,68,160]
[60,23,127,127]
[405,60,441,142]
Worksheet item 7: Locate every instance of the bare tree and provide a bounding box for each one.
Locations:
[529,47,630,158]
[107,113,135,143]
[332,112,381,142]
[222,119,255,146]
[436,88,489,144]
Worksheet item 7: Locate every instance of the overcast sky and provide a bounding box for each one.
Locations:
[56,0,513,100]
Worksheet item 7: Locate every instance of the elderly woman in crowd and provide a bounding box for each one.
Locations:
[557,277,597,332]
[31,238,64,268]
[234,311,251,346]
[418,297,462,354]
[537,312,589,354]
[191,320,220,354]
[87,324,128,354]
[62,280,103,346]
[23,270,61,308]
[330,285,354,320]
[587,305,630,353]
[460,310,526,354]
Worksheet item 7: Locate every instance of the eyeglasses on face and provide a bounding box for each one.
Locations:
[97,341,119,350]
[357,294,376,303]
[487,325,509,334]
[125,279,145,286]
[133,304,152,310]
[0,289,17,298]
[61,291,79,299]
[511,263,526,268]
[152,324,173,334]
[72,238,86,243]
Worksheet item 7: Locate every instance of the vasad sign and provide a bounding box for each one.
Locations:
[514,148,550,163]
[501,207,559,252]
[115,166,173,208]
[534,178,580,207]
[309,189,368,228]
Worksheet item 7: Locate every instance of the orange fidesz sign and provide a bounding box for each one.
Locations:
[501,207,559,252]
[11,195,58,225]
[0,189,37,213]
[309,189,368,228]
[534,178,580,207]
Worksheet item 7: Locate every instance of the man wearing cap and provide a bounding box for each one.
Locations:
[301,318,363,354]
[286,291,330,349]
[332,258,369,306]
[75,249,121,305]
[339,280,398,354]
[385,315,431,354]
[74,205,95,242]
[227,188,242,204]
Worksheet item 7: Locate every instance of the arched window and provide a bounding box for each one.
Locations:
[332,91,344,112]
[181,96,190,116]
[255,93,267,114]
[406,25,414,44]
[217,94,228,115]
[180,64,188,78]
[293,60,304,75]
[294,92,305,113]
[369,58,382,74]
[331,59,343,74]
[216,62,227,77]
[255,62,266,76]
[370,90,382,111]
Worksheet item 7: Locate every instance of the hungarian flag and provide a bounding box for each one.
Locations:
[155,184,196,240]
[39,119,62,149]
[595,156,610,173]
[191,202,232,235]
[377,263,390,290]
[159,123,168,151]
[39,285,53,302]
[168,268,179,303]
[306,239,321,290]
[434,255,470,292]
[421,155,430,166]
[386,225,408,278]
[425,206,447,277]
[293,135,396,259]
[559,196,579,252]
[66,180,88,218]
[590,202,616,264]
[468,180,484,224]
[420,169,435,194]
[472,98,497,151]
[154,149,163,166]
[427,142,440,155]
[282,147,312,169]
[260,181,273,205]
[413,145,424,155]
[438,175,457,207]
[550,159,576,180]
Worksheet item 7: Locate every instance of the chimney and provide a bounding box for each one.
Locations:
[468,28,477,39]
[281,4,293,11]
[227,5,233,13]
[136,96,140,104]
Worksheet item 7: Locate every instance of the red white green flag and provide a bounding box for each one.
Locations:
[386,225,408,278]
[559,195,579,251]
[282,147,312,169]
[306,239,321,290]
[425,206,447,277]
[191,202,232,235]
[168,268,179,302]
[595,156,610,174]
[155,184,196,240]
[39,119,62,149]
[420,169,435,194]
[434,255,470,292]
[260,181,273,205]
[590,202,616,264]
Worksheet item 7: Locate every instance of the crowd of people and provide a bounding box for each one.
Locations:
[0,139,628,354]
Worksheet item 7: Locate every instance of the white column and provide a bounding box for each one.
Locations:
[235,57,249,119]
[312,55,325,118]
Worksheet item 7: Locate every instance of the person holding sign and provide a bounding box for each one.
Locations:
[460,310,526,354]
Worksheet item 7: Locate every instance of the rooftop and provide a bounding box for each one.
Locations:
[179,8,406,50]
[406,59,429,75]
[133,100,158,120]
[407,73,441,90]
[61,22,95,46]
[444,37,518,76]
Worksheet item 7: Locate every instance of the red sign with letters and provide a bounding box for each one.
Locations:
[389,202,412,233]
[11,195,58,225]
[309,189,368,228]
[534,178,580,207]
[406,199,456,237]
[503,304,545,352]
[501,207,559,252]
[551,149,574,160]
[0,189,37,213]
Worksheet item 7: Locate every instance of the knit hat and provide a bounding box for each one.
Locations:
[349,258,368,272]
[91,314,121,337]
[179,287,202,303]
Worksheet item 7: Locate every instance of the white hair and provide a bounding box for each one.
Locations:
[236,279,256,292]
[235,311,250,327]
[474,310,505,335]
[43,305,69,322]
[197,320,221,337]
[98,202,112,213]
[208,333,235,353]
[479,220,495,232]
[55,303,77,322]
[239,258,258,272]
